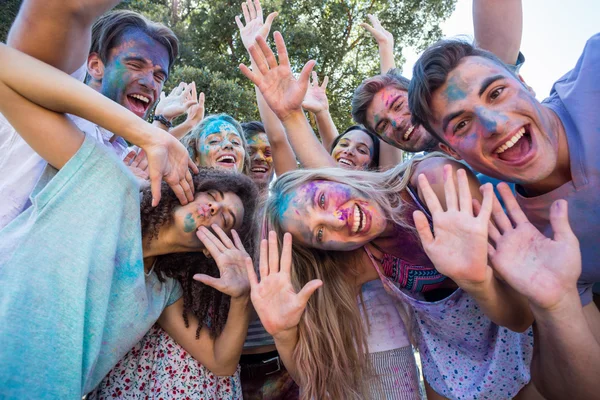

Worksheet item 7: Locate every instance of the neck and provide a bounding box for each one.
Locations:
[520,108,571,196]
[87,77,102,93]
[142,225,198,258]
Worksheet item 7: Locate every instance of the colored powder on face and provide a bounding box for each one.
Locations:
[203,120,239,136]
[183,213,196,233]
[444,76,468,101]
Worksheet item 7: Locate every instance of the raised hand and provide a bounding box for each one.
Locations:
[123,148,150,189]
[239,32,316,123]
[155,82,198,122]
[193,225,251,299]
[360,14,394,48]
[236,0,278,51]
[246,231,323,338]
[302,72,330,114]
[484,183,581,311]
[413,165,494,288]
[142,129,199,206]
[182,92,205,128]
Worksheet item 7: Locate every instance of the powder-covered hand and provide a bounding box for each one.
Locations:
[155,82,198,122]
[236,0,278,51]
[194,225,251,299]
[413,165,494,290]
[246,231,322,338]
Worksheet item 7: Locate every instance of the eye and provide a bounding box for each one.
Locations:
[358,148,368,155]
[316,228,324,243]
[232,140,241,146]
[318,193,326,208]
[154,73,166,83]
[378,121,388,134]
[453,119,469,134]
[490,87,504,100]
[265,150,272,157]
[127,62,142,70]
[208,139,220,145]
[208,191,216,200]
[394,101,404,112]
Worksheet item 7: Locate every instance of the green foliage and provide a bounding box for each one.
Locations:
[1,0,456,129]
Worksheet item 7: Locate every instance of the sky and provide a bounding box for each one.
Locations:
[401,0,599,99]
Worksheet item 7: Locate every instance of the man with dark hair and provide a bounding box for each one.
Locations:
[242,121,275,196]
[0,1,186,228]
[408,32,600,398]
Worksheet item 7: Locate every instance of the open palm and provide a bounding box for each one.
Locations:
[194,225,251,299]
[302,72,329,114]
[487,184,581,310]
[236,0,278,51]
[413,166,494,288]
[246,232,322,337]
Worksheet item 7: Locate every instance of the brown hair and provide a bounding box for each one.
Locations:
[90,10,179,71]
[408,39,519,143]
[140,168,259,338]
[351,68,411,131]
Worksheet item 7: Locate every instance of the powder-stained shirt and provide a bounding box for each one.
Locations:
[0,135,181,398]
[517,33,600,306]
[0,63,128,230]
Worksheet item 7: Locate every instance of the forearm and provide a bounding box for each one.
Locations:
[0,44,155,148]
[314,110,339,152]
[378,43,396,74]
[272,328,301,383]
[281,111,337,169]
[211,296,252,376]
[461,277,533,332]
[255,86,298,175]
[169,120,195,140]
[530,296,600,399]
[473,0,522,65]
[8,0,121,73]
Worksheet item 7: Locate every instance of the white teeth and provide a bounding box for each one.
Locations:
[217,155,235,163]
[495,127,526,154]
[338,158,355,166]
[130,94,150,103]
[352,204,364,234]
[403,125,415,140]
[251,167,267,173]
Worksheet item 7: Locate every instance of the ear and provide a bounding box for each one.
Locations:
[438,142,462,160]
[518,74,536,97]
[87,53,105,82]
[202,248,212,258]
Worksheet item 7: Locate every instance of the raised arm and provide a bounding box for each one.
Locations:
[302,72,339,152]
[473,0,523,65]
[240,32,337,169]
[236,0,298,175]
[7,0,120,74]
[0,43,197,206]
[158,226,252,376]
[360,14,396,74]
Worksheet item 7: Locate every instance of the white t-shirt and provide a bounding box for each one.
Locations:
[0,64,128,229]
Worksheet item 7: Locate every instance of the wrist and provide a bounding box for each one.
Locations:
[153,114,173,129]
[230,293,251,306]
[280,109,307,126]
[273,326,298,344]
[530,289,582,320]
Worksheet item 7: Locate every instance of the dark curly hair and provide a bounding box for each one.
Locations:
[140,168,259,338]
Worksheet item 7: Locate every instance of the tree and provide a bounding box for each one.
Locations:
[1,0,457,129]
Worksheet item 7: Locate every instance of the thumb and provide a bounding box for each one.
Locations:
[193,273,222,290]
[297,279,323,305]
[550,200,576,243]
[265,11,278,27]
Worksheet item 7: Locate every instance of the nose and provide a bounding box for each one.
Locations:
[475,107,507,138]
[137,70,155,90]
[221,139,234,150]
[208,201,221,216]
[320,212,346,231]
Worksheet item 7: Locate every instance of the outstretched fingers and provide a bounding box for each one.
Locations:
[297,279,323,305]
[272,31,290,67]
[417,173,443,214]
[256,35,278,69]
[258,238,269,280]
[456,168,473,214]
[413,210,434,246]
[498,182,528,225]
[246,256,259,287]
[268,230,280,275]
[443,164,458,211]
[280,233,293,275]
[550,200,576,243]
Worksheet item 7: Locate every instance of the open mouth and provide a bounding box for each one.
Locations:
[403,125,415,141]
[251,165,269,174]
[337,157,356,168]
[216,154,237,168]
[352,203,365,234]
[493,125,533,164]
[126,93,151,117]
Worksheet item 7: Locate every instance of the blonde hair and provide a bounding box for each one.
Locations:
[266,153,445,399]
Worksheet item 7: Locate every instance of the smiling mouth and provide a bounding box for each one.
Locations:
[337,157,356,168]
[403,125,415,140]
[126,93,151,116]
[352,203,364,234]
[493,126,533,163]
[216,155,237,166]
[251,166,269,174]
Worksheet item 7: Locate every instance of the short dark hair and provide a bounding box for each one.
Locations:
[241,121,266,141]
[409,39,518,143]
[90,10,179,72]
[329,125,381,169]
[351,68,411,131]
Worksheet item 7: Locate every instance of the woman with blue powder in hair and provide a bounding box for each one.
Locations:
[0,43,259,399]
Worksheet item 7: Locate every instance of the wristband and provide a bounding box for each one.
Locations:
[153,114,173,128]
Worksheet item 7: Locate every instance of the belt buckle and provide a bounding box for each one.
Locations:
[263,356,281,375]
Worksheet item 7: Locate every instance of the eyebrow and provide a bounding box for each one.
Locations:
[442,109,466,133]
[478,75,504,96]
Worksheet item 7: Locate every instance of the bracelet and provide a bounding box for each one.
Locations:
[153,114,173,128]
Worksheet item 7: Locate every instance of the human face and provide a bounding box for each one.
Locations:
[173,189,244,247]
[429,56,558,185]
[247,133,274,185]
[196,120,245,172]
[331,130,374,170]
[366,87,437,152]
[99,29,170,119]
[278,181,388,251]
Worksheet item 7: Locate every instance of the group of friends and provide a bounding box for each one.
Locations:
[0,0,598,399]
